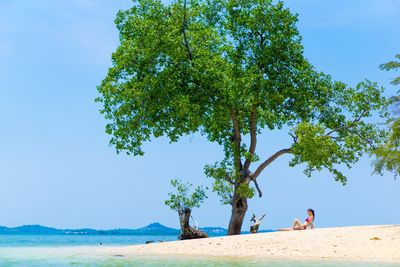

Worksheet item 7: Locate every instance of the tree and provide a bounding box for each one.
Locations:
[165,179,208,239]
[373,54,400,177]
[97,0,387,235]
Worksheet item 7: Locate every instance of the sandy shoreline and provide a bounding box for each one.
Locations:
[104,225,400,263]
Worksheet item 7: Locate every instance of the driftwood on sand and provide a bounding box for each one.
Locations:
[250,213,266,233]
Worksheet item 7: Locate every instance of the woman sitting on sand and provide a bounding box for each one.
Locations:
[280,208,315,231]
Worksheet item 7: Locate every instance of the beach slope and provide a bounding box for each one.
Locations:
[120,225,400,263]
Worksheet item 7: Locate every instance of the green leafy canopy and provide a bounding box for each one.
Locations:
[165,179,208,211]
[373,54,400,177]
[97,0,387,204]
[379,54,400,86]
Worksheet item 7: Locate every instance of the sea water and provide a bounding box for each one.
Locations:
[0,234,177,247]
[0,235,397,266]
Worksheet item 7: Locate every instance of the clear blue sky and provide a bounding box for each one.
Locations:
[0,0,399,230]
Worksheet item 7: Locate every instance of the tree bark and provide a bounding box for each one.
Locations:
[178,207,208,240]
[227,193,248,235]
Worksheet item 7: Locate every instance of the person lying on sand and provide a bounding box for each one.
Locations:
[279,208,315,231]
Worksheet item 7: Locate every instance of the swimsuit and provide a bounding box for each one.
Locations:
[304,217,311,229]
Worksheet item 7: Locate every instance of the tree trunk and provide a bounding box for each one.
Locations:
[227,193,248,235]
[178,207,208,240]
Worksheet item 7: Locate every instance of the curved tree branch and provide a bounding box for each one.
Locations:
[250,148,291,180]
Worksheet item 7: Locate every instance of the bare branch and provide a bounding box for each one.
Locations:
[253,179,262,198]
[250,148,291,180]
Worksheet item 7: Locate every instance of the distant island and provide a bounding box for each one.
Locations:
[0,223,236,236]
[0,223,273,236]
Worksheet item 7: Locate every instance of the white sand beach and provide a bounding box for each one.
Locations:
[108,225,400,264]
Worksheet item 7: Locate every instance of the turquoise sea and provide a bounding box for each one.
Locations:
[0,234,178,247]
[0,235,397,267]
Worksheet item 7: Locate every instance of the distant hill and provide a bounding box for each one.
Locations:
[134,223,180,235]
[0,225,65,235]
[0,223,272,236]
[0,223,180,236]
